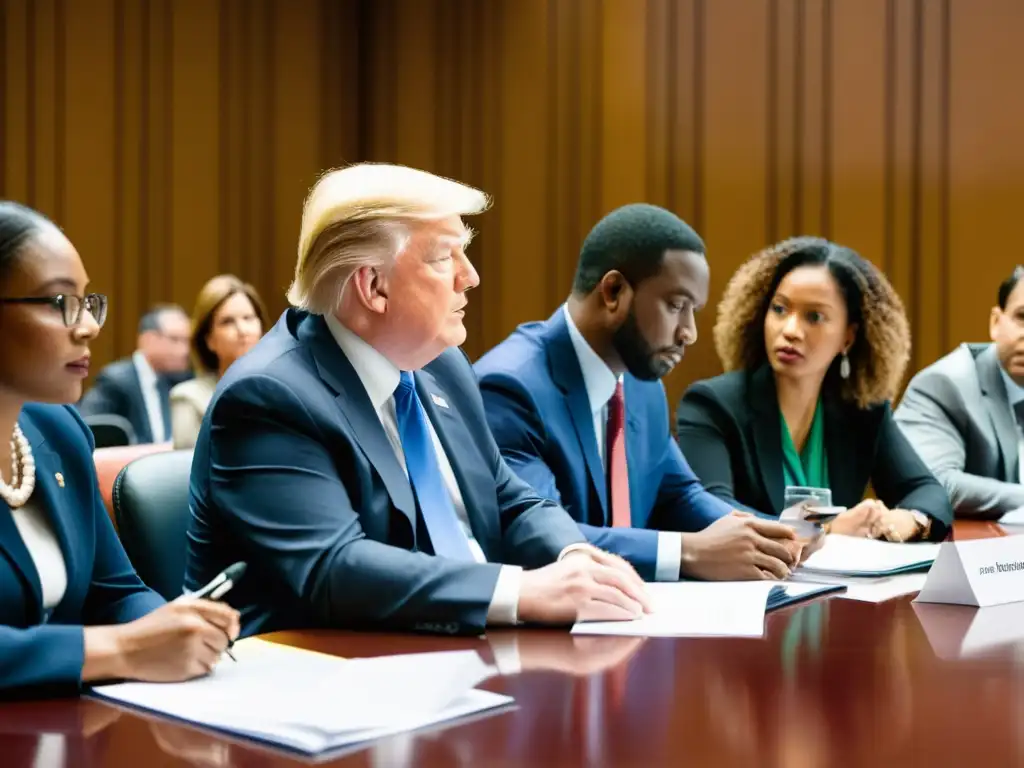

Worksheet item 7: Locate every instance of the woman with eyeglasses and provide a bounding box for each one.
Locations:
[0,202,240,695]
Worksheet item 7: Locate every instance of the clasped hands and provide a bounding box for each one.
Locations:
[825,499,921,542]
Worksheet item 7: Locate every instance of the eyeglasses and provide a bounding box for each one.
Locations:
[0,293,108,328]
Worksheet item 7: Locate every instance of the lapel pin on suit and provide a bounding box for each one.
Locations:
[430,393,449,410]
[54,472,64,488]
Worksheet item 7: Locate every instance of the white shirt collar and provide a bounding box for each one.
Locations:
[132,350,157,386]
[562,304,619,415]
[1000,364,1024,407]
[323,313,401,410]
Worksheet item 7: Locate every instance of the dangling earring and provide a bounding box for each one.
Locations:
[840,352,851,379]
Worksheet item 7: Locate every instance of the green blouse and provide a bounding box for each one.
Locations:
[780,400,829,490]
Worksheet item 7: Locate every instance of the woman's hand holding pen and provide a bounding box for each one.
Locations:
[82,600,241,683]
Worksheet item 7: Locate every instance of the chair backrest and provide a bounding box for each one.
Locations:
[84,414,136,448]
[94,443,173,526]
[112,450,194,600]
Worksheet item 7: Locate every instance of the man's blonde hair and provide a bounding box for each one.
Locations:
[287,163,491,315]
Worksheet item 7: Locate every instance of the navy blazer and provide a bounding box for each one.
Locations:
[474,309,731,581]
[676,367,953,540]
[185,310,587,637]
[0,404,164,693]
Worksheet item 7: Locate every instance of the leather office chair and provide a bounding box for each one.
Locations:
[112,450,194,601]
[84,414,136,448]
[94,443,173,527]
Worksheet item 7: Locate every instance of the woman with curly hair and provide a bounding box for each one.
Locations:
[675,237,951,541]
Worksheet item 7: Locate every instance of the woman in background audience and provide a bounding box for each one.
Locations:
[676,237,951,541]
[170,275,266,449]
[0,202,239,694]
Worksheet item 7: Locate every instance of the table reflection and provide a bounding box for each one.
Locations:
[0,700,122,767]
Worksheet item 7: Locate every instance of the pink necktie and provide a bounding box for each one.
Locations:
[607,381,631,528]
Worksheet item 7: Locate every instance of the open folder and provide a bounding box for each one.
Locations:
[798,534,940,577]
[570,580,842,638]
[89,639,513,755]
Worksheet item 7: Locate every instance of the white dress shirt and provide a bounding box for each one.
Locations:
[562,305,683,581]
[132,351,167,443]
[324,315,524,625]
[10,497,67,610]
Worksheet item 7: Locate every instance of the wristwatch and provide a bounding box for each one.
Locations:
[909,510,931,540]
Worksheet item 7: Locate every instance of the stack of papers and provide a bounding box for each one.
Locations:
[89,639,512,755]
[799,534,940,577]
[790,571,928,603]
[570,580,840,638]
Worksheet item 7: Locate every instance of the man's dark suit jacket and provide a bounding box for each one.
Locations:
[78,358,189,443]
[184,310,587,637]
[1,404,164,693]
[675,367,953,540]
[474,309,730,581]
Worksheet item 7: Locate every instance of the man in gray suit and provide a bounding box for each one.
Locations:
[895,267,1024,518]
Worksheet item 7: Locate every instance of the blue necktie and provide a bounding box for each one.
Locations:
[394,372,474,560]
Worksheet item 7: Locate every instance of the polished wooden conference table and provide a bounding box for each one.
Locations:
[2,521,1022,767]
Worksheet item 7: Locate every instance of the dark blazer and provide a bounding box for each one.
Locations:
[1,404,164,693]
[184,310,587,637]
[78,358,158,443]
[474,309,731,581]
[675,367,953,540]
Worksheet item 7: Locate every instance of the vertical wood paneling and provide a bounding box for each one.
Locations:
[63,0,117,364]
[948,0,1024,344]
[31,0,58,218]
[600,0,646,213]
[0,0,1020,401]
[915,0,950,366]
[169,0,220,306]
[887,0,916,349]
[115,0,143,355]
[4,0,30,202]
[271,0,321,303]
[495,0,552,333]
[830,0,887,268]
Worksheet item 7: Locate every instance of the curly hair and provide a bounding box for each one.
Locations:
[713,237,911,408]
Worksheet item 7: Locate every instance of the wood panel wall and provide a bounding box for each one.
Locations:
[1,0,362,371]
[3,0,1023,412]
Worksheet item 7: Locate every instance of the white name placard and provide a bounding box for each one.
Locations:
[915,535,1024,608]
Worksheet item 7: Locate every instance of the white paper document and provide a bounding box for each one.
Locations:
[570,581,777,638]
[798,534,939,577]
[790,571,927,603]
[89,639,512,755]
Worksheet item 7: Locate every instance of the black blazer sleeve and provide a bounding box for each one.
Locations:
[870,404,953,540]
[675,382,752,512]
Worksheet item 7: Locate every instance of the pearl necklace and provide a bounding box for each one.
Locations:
[0,425,35,508]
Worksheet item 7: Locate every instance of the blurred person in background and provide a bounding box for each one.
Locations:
[171,275,267,449]
[78,303,192,443]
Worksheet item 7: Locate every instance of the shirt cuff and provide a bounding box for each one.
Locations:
[485,565,523,625]
[486,634,522,676]
[656,532,683,581]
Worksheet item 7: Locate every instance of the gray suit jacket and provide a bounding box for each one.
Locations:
[894,343,1024,518]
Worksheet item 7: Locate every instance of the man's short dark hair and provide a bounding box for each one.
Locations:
[999,267,1024,310]
[138,303,186,335]
[571,203,706,295]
